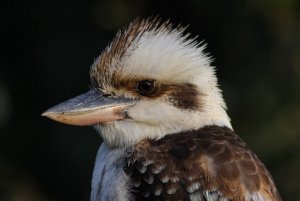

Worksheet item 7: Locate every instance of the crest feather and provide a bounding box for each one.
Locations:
[90,17,196,89]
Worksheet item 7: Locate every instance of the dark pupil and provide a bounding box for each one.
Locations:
[140,82,151,91]
[138,80,154,94]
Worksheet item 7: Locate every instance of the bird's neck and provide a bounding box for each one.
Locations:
[96,108,231,149]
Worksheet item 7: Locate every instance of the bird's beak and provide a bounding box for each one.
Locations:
[42,89,137,126]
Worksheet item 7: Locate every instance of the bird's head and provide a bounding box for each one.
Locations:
[43,18,231,148]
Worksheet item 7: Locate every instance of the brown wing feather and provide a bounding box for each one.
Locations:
[124,126,282,201]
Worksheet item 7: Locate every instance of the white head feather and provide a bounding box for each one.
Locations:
[90,18,232,148]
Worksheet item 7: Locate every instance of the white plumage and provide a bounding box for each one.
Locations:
[43,18,281,201]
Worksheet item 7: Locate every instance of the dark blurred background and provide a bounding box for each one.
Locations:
[1,0,299,201]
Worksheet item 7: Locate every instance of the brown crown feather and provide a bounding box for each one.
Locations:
[89,17,187,91]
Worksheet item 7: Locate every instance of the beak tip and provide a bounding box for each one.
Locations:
[41,110,61,123]
[41,110,53,118]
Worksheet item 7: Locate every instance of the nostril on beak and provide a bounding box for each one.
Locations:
[103,94,112,97]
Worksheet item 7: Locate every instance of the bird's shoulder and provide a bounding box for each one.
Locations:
[124,126,281,201]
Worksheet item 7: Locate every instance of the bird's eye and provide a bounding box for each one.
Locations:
[136,80,156,95]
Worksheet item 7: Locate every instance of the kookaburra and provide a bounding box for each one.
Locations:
[42,18,282,201]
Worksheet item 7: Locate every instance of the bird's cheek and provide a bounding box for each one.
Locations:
[126,101,173,124]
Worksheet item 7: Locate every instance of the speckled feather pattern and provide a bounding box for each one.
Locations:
[124,126,281,201]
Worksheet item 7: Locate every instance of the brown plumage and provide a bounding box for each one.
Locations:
[124,126,282,201]
[42,17,282,201]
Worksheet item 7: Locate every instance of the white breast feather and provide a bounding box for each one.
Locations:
[91,144,130,201]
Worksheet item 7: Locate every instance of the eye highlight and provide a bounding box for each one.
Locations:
[136,80,156,95]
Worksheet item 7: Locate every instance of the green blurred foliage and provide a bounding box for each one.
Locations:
[0,0,299,200]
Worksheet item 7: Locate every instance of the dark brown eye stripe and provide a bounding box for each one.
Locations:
[109,75,202,111]
[165,83,202,110]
